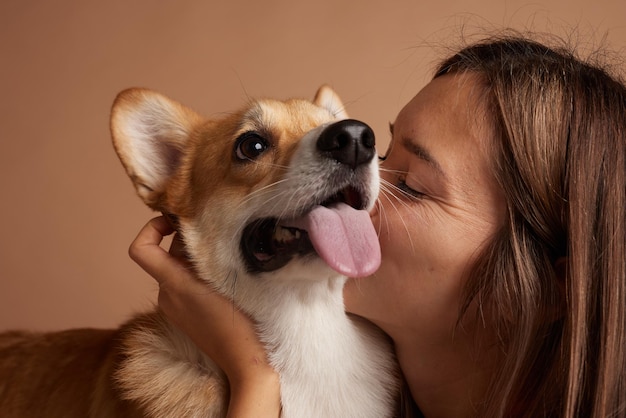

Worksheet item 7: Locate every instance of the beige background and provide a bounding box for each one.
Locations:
[1,0,625,332]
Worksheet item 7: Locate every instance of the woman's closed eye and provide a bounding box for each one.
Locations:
[397,177,425,199]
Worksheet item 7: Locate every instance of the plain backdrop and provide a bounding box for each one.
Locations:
[1,0,625,331]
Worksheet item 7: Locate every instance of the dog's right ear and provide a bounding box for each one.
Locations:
[110,88,202,209]
[313,85,349,120]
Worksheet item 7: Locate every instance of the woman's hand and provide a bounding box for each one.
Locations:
[129,217,281,418]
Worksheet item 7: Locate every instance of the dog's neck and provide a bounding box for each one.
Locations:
[240,274,394,418]
[263,279,351,369]
[233,271,347,324]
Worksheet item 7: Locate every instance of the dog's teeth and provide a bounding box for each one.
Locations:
[274,226,299,243]
[274,227,292,243]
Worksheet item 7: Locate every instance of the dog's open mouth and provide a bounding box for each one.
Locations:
[241,219,313,273]
[241,186,380,277]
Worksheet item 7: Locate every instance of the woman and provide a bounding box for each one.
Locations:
[130,33,626,417]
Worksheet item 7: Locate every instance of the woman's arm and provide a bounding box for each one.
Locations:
[129,217,281,418]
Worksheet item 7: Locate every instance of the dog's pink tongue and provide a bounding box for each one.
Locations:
[288,203,380,278]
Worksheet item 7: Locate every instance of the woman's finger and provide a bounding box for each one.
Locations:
[129,216,191,286]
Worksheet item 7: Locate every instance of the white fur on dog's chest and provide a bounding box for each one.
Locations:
[253,279,397,418]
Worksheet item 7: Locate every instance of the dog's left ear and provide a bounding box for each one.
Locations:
[313,85,348,119]
[110,88,202,209]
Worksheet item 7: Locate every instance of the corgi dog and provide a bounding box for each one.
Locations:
[0,86,399,417]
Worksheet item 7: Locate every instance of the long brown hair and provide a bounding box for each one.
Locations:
[431,35,626,417]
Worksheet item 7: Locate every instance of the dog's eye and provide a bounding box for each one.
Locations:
[235,132,269,161]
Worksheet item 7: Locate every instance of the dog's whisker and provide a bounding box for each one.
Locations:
[268,182,312,222]
[236,179,291,208]
[379,176,425,206]
[245,159,292,171]
[376,186,395,244]
[283,185,315,220]
[378,167,417,177]
[260,186,299,220]
[373,198,386,241]
[232,187,295,240]
[237,182,284,206]
[378,182,416,254]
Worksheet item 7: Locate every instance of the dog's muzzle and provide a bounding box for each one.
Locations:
[240,119,380,277]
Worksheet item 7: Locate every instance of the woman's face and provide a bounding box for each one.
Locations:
[344,73,506,346]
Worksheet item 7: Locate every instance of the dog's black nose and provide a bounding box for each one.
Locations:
[317,119,375,169]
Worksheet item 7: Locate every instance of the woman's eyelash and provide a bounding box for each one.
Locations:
[397,179,425,198]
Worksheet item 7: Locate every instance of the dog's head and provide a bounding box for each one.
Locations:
[111,86,380,297]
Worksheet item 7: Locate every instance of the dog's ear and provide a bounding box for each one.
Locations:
[110,88,202,209]
[313,85,348,119]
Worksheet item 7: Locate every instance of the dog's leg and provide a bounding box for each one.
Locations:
[114,312,229,418]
